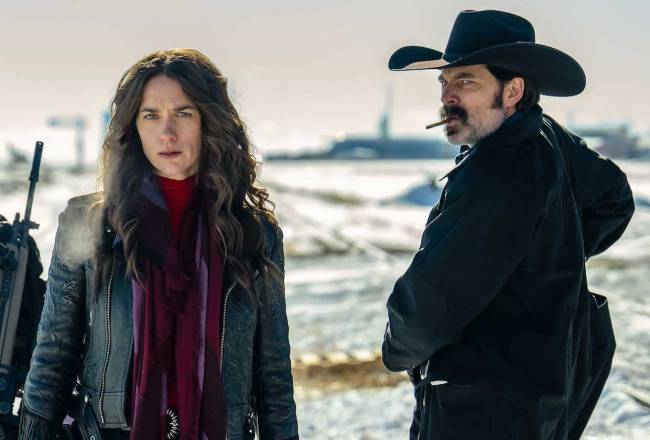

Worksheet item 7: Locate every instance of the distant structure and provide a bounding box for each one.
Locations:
[46,115,87,171]
[4,143,28,166]
[378,83,392,141]
[320,135,455,160]
[574,124,650,159]
[267,87,455,161]
[101,108,111,143]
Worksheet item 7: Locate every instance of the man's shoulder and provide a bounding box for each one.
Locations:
[541,114,587,149]
[481,134,556,179]
[451,128,560,211]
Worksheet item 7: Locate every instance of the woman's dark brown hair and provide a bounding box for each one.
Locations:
[94,48,278,297]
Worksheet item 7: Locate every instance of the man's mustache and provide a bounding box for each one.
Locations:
[439,105,468,122]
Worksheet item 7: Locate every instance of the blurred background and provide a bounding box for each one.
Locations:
[1,0,649,438]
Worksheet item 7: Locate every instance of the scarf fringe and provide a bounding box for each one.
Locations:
[18,408,60,439]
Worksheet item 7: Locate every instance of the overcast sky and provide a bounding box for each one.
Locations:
[1,0,648,165]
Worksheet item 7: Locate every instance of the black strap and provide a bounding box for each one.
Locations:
[67,392,102,440]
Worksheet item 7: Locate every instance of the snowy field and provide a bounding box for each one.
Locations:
[1,158,649,438]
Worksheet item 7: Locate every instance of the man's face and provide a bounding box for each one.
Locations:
[136,75,202,180]
[438,64,509,145]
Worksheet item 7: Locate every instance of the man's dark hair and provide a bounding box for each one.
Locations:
[486,65,540,113]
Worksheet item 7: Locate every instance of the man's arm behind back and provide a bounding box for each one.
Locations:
[546,116,635,258]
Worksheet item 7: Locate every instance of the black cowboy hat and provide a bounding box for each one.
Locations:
[389,10,586,97]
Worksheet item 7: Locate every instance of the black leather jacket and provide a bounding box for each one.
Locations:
[19,193,299,440]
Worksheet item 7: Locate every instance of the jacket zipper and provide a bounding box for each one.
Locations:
[219,272,257,373]
[98,261,115,425]
[220,282,236,374]
[220,281,236,440]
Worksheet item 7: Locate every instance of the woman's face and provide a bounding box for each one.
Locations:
[136,75,202,180]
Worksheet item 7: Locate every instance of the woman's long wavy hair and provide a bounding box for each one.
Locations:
[93,48,278,297]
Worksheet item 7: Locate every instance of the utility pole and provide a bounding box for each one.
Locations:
[46,115,87,172]
[378,83,393,141]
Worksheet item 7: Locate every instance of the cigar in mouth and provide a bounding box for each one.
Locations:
[426,118,452,130]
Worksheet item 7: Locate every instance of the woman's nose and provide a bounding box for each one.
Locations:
[159,118,177,144]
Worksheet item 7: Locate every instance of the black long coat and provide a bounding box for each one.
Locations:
[382,106,635,440]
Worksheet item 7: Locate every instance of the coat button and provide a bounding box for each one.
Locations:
[84,394,91,404]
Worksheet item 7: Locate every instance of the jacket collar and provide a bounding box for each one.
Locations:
[439,105,543,181]
[141,168,167,210]
[112,168,168,249]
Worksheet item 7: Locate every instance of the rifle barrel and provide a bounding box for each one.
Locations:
[23,142,43,225]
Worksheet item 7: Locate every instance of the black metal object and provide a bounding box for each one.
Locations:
[0,142,44,437]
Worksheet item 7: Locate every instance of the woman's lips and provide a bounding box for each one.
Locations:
[159,151,181,158]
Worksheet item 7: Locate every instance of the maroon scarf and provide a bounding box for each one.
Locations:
[129,182,226,440]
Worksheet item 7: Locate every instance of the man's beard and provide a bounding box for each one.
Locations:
[440,90,506,145]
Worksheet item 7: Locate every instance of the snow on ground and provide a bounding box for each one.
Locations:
[1,158,648,438]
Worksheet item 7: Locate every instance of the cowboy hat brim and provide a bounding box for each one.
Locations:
[388,42,586,97]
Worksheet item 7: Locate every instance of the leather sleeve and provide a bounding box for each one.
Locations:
[254,224,299,440]
[22,200,90,424]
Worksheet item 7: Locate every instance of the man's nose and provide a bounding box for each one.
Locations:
[159,118,177,144]
[441,86,458,106]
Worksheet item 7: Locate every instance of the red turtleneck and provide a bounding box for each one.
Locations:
[157,174,197,239]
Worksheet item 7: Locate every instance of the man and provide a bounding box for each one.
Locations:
[382,10,635,440]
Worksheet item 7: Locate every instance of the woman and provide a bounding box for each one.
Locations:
[19,49,298,440]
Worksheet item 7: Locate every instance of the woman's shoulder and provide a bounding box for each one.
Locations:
[63,192,103,212]
[54,192,105,265]
[254,213,283,261]
[58,192,105,224]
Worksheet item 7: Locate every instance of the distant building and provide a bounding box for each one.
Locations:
[574,125,650,159]
[266,131,455,161]
[267,90,455,161]
[324,136,454,160]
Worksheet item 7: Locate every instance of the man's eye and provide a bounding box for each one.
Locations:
[459,79,472,86]
[143,113,158,120]
[178,111,192,118]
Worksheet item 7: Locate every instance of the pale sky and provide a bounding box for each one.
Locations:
[1,0,649,165]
